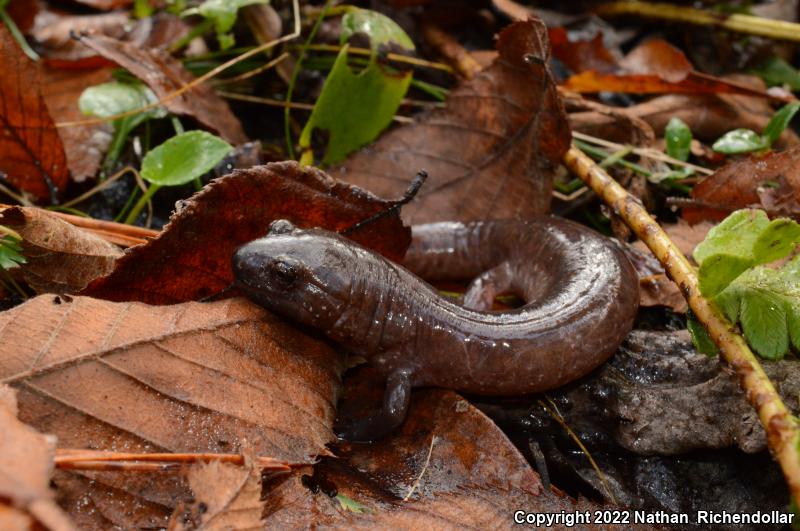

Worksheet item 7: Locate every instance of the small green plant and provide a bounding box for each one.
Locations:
[650,117,695,183]
[713,102,800,154]
[751,56,800,92]
[182,0,268,50]
[298,7,415,166]
[0,230,27,299]
[125,130,232,224]
[689,209,800,359]
[79,81,167,173]
[0,232,25,270]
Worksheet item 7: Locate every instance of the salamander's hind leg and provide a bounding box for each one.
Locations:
[463,261,515,311]
[335,369,412,443]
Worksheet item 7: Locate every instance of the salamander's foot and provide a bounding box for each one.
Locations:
[335,369,412,443]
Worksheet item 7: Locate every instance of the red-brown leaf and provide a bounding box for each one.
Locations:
[82,161,411,304]
[0,206,122,294]
[0,24,68,202]
[565,38,788,102]
[42,67,114,182]
[329,18,571,224]
[683,148,800,223]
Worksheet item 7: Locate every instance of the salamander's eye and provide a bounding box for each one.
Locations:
[272,255,300,286]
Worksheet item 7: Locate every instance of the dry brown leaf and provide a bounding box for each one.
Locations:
[684,147,800,223]
[262,386,619,529]
[169,460,265,530]
[627,75,800,144]
[82,161,411,304]
[0,24,68,202]
[329,18,570,224]
[41,67,114,182]
[0,206,122,294]
[565,38,786,102]
[2,295,344,528]
[77,33,248,145]
[0,385,76,531]
[31,10,130,63]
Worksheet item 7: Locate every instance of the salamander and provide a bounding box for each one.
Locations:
[232,217,639,441]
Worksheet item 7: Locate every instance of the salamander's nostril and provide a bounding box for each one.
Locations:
[232,246,259,280]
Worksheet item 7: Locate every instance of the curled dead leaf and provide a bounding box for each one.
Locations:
[0,206,121,294]
[82,161,411,304]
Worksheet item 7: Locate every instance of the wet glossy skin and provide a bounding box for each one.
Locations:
[233,218,639,441]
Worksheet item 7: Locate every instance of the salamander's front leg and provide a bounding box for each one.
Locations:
[336,369,412,443]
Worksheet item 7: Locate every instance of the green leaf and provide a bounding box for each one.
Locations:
[299,8,414,165]
[694,209,769,266]
[340,8,415,51]
[183,0,267,50]
[713,254,800,360]
[751,56,800,91]
[687,314,719,356]
[762,102,800,146]
[0,234,25,270]
[79,81,164,122]
[299,44,412,165]
[665,117,692,162]
[140,131,232,186]
[335,494,367,513]
[712,128,769,154]
[694,209,800,297]
[739,289,789,360]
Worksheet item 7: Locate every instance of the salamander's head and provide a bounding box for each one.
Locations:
[232,219,354,329]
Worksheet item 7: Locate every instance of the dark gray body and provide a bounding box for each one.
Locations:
[232,217,639,440]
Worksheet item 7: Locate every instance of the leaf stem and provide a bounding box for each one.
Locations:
[284,0,334,159]
[0,7,39,61]
[169,18,214,52]
[124,183,160,225]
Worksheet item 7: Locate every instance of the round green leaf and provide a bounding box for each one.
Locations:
[79,81,164,120]
[341,8,414,51]
[140,131,232,186]
[712,128,768,154]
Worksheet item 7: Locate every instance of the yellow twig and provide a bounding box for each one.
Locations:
[596,1,800,42]
[563,145,800,503]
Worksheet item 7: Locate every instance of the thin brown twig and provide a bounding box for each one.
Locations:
[539,397,616,504]
[563,144,800,504]
[213,52,291,85]
[55,0,301,129]
[218,91,415,123]
[55,449,291,472]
